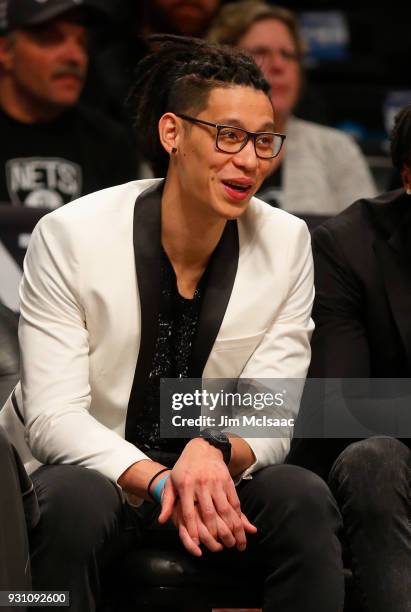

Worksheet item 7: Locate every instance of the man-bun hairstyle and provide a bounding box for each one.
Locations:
[390,103,411,171]
[131,34,270,176]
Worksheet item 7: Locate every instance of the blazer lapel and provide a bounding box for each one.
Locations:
[371,192,411,372]
[126,180,164,442]
[190,220,239,377]
[125,182,240,439]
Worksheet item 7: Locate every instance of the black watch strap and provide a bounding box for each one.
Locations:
[199,428,232,465]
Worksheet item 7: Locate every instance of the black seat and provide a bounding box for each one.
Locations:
[0,302,19,406]
[102,545,360,612]
[0,303,35,602]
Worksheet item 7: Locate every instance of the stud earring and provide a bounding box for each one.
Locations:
[171,147,177,154]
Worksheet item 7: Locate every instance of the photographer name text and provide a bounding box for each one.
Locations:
[171,415,294,428]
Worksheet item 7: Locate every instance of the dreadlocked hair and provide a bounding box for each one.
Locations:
[390,103,411,171]
[131,34,271,177]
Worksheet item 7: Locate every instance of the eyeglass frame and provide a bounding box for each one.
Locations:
[247,46,301,65]
[175,113,286,159]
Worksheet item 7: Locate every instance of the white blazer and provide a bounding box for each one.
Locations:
[0,179,314,499]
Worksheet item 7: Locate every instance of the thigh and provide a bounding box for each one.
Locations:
[29,464,141,573]
[237,463,341,532]
[202,464,342,568]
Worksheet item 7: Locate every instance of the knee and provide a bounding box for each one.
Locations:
[31,465,123,556]
[329,437,409,519]
[284,465,339,520]
[331,436,408,482]
[245,466,342,568]
[257,464,341,529]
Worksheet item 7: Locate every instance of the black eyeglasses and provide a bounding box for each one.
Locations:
[176,113,286,159]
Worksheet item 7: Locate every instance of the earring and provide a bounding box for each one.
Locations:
[171,147,177,154]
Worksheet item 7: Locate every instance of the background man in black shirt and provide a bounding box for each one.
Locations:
[0,0,137,307]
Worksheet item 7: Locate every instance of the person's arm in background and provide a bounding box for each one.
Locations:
[309,224,370,378]
[287,223,371,478]
[235,217,315,473]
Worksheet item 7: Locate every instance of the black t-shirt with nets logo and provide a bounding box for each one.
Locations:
[0,105,137,265]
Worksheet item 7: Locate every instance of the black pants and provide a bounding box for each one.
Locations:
[329,436,411,612]
[28,462,344,612]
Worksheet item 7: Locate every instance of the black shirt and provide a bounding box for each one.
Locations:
[0,105,137,268]
[134,249,205,460]
[0,105,136,207]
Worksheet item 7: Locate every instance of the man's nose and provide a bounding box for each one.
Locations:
[232,138,258,169]
[60,37,88,68]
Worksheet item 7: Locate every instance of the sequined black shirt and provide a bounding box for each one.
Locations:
[133,248,205,458]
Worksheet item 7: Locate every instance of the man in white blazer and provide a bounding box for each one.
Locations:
[0,36,344,611]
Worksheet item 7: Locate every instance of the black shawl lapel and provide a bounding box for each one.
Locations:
[125,181,240,440]
[189,220,239,377]
[125,181,164,442]
[370,191,411,372]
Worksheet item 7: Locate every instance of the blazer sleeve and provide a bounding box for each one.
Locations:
[309,224,371,378]
[237,219,315,473]
[18,214,148,483]
[287,224,373,478]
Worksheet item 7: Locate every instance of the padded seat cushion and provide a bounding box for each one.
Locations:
[0,304,19,405]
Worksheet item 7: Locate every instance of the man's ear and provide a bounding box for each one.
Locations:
[158,113,182,156]
[0,34,15,71]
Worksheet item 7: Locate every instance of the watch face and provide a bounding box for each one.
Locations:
[201,428,228,444]
[212,430,228,443]
[200,428,231,464]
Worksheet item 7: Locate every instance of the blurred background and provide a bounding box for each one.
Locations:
[1,0,411,309]
[87,0,411,192]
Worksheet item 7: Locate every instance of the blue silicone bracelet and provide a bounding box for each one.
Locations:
[152,474,170,504]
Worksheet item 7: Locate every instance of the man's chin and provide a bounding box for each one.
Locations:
[220,198,252,221]
[48,92,82,109]
[48,79,83,106]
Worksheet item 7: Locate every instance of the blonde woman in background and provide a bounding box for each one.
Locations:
[208,1,377,215]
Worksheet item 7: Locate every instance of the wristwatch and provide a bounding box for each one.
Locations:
[199,428,232,465]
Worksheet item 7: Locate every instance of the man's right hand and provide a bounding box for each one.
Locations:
[118,456,257,557]
[158,442,257,555]
[168,484,256,557]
